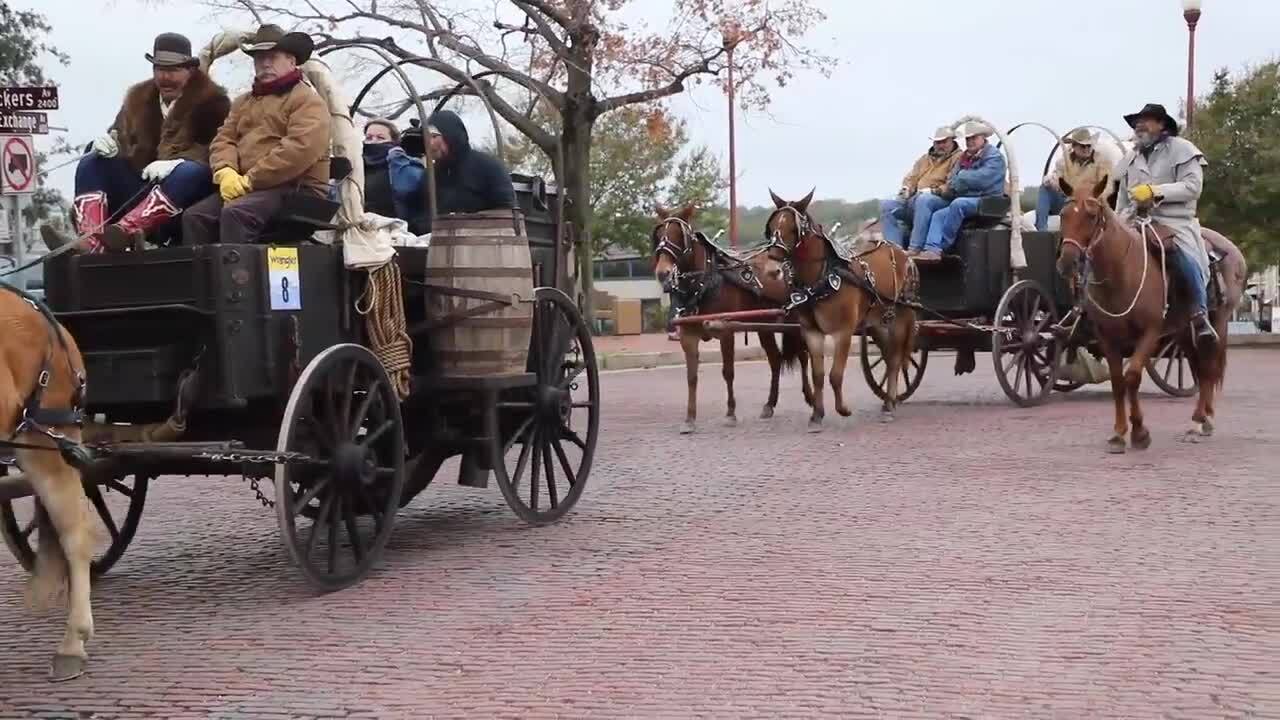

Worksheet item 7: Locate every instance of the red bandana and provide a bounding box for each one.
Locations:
[252,69,304,96]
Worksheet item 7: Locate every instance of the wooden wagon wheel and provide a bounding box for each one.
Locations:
[491,287,600,526]
[1145,336,1200,397]
[992,280,1062,407]
[859,329,928,404]
[275,344,406,592]
[1,468,150,579]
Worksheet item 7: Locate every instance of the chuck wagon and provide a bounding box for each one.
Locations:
[854,117,1200,407]
[1,37,600,591]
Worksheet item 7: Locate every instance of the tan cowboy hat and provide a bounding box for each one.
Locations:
[957,121,993,139]
[1062,128,1096,146]
[240,24,315,64]
[929,126,956,142]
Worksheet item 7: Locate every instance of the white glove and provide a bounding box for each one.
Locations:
[92,130,119,158]
[142,159,183,182]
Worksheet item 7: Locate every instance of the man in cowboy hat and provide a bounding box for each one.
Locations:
[1036,128,1120,231]
[182,25,331,245]
[386,109,515,236]
[916,121,1007,262]
[1112,102,1217,342]
[46,33,231,252]
[878,125,961,252]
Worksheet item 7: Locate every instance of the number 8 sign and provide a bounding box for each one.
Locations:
[267,247,302,310]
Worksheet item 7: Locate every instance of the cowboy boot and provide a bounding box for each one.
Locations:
[1191,311,1219,344]
[100,185,180,252]
[68,191,109,253]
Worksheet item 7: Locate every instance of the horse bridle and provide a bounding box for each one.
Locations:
[1058,199,1111,262]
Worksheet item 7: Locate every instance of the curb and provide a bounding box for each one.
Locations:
[595,331,1280,371]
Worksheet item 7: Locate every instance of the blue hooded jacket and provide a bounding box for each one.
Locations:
[387,110,516,234]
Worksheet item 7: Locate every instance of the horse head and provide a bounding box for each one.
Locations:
[1055,176,1113,280]
[652,203,699,288]
[762,187,818,268]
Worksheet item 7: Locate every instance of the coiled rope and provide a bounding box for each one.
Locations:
[356,259,413,400]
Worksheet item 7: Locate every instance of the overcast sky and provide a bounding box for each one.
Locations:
[25,0,1280,208]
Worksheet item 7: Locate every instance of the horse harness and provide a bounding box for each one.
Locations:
[762,206,917,325]
[652,217,765,317]
[0,281,90,467]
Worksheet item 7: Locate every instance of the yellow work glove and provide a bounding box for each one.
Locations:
[214,167,251,202]
[1129,183,1156,204]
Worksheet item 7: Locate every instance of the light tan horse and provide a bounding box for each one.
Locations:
[1,286,96,681]
[652,204,813,433]
[762,189,919,431]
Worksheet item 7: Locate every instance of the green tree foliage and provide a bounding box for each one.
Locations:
[507,104,726,258]
[0,4,70,233]
[1188,60,1280,270]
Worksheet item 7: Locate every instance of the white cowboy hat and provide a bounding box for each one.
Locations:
[957,121,994,139]
[1062,127,1096,146]
[929,126,955,142]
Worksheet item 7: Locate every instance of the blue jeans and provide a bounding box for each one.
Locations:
[1172,247,1208,314]
[924,196,982,253]
[75,155,213,212]
[1036,186,1067,231]
[880,193,949,251]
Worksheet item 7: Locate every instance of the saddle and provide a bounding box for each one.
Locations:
[1133,220,1226,312]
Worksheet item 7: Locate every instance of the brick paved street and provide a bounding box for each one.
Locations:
[1,349,1277,719]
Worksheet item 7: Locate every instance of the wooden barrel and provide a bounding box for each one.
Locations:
[424,209,535,376]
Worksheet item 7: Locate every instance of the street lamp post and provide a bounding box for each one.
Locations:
[723,24,743,249]
[1182,0,1202,132]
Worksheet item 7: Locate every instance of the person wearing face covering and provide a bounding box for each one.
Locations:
[49,33,230,253]
[386,110,515,235]
[358,118,400,218]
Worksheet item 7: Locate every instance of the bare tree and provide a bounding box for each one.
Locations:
[182,0,834,307]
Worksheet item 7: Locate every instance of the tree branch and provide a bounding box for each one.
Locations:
[510,0,572,58]
[594,46,729,116]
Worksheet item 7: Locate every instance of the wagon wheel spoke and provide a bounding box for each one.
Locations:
[349,379,383,437]
[83,483,119,542]
[341,494,363,564]
[528,426,543,511]
[360,419,395,449]
[509,424,535,491]
[305,490,336,558]
[355,480,382,533]
[561,425,587,451]
[504,414,536,454]
[551,434,578,489]
[292,476,330,517]
[541,432,560,509]
[558,362,586,392]
[1012,354,1027,397]
[338,360,358,437]
[19,516,36,540]
[104,479,134,497]
[326,495,340,575]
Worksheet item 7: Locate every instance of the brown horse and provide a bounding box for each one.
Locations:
[652,203,813,434]
[1,286,97,681]
[1055,177,1247,452]
[762,189,919,430]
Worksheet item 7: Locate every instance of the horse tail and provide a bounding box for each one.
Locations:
[780,329,807,371]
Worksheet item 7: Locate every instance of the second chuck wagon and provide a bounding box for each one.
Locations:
[0,38,600,591]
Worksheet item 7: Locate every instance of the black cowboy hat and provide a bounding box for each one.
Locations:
[1124,103,1180,136]
[145,32,199,68]
[240,24,314,65]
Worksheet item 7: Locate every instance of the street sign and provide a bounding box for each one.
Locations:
[1,135,36,195]
[0,111,48,135]
[0,86,58,111]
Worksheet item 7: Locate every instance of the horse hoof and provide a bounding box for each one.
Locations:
[879,411,895,424]
[1180,429,1202,444]
[836,406,852,418]
[1131,429,1152,450]
[49,654,85,682]
[759,406,775,420]
[679,422,695,435]
[807,420,824,434]
[1201,418,1215,436]
[1106,436,1126,454]
[724,416,738,428]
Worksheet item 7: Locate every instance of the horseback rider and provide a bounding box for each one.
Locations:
[1112,103,1217,343]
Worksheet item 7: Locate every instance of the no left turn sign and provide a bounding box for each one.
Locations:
[1,135,36,195]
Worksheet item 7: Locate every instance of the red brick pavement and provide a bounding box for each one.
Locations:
[1,349,1277,719]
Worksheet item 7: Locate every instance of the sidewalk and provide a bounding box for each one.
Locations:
[591,330,1280,371]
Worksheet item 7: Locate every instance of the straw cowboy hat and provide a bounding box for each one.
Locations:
[930,126,956,142]
[1124,102,1179,136]
[240,24,315,64]
[957,121,994,138]
[1062,128,1096,146]
[144,32,199,68]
